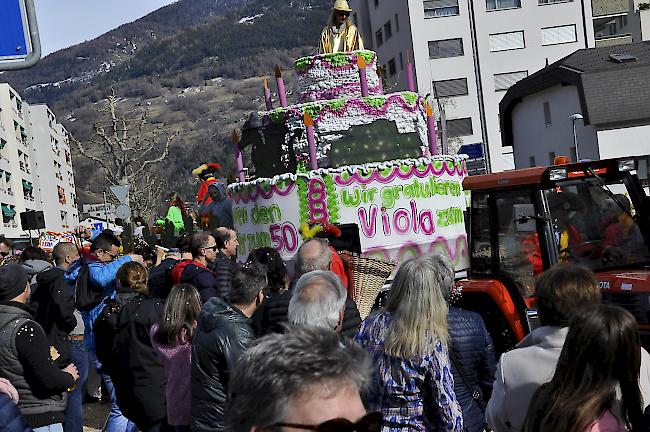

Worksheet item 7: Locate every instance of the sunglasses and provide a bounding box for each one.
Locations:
[335,10,350,17]
[268,412,382,432]
[202,245,218,252]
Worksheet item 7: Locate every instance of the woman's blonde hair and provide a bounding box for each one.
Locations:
[116,261,149,295]
[383,255,452,358]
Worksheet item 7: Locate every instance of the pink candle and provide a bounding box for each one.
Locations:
[304,112,318,170]
[357,56,369,97]
[264,79,273,110]
[426,103,438,156]
[231,130,246,182]
[275,65,288,108]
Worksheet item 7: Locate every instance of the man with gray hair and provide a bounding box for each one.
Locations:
[224,326,381,432]
[261,239,361,337]
[288,270,347,332]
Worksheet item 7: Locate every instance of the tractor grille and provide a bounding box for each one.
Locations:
[602,292,648,324]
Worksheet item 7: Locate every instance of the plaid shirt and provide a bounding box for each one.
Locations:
[355,311,463,432]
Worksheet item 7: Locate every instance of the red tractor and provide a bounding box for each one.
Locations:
[458,157,650,356]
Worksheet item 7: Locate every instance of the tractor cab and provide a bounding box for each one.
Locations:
[460,157,650,355]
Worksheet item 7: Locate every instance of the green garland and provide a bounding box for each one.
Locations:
[323,175,340,224]
[295,177,310,225]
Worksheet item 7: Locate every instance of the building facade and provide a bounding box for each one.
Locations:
[350,0,647,172]
[0,83,78,240]
[499,42,650,183]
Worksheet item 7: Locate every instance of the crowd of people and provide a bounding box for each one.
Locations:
[0,227,649,432]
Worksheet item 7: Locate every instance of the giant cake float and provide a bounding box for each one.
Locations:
[229,50,469,271]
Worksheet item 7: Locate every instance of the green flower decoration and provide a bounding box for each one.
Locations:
[269,108,287,123]
[402,92,418,106]
[357,50,376,65]
[363,96,387,109]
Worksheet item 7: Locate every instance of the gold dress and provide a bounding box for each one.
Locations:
[319,24,364,53]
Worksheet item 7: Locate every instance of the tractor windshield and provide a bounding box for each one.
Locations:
[544,178,650,271]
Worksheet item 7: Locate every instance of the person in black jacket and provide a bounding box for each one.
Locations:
[172,232,220,303]
[0,264,78,430]
[261,239,361,337]
[211,227,239,301]
[191,263,266,432]
[438,255,496,432]
[100,262,167,432]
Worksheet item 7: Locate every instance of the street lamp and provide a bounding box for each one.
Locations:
[569,113,583,162]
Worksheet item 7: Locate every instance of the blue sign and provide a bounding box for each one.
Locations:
[458,143,484,160]
[0,0,29,59]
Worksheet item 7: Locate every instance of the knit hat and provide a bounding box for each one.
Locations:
[0,264,29,302]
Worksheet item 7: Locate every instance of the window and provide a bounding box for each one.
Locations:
[539,0,573,4]
[548,151,556,165]
[486,0,521,11]
[593,16,629,39]
[541,24,577,45]
[494,70,528,91]
[395,14,400,31]
[384,21,392,39]
[529,156,536,167]
[374,0,379,7]
[570,146,577,162]
[489,31,525,51]
[429,38,464,59]
[446,118,473,137]
[376,29,383,46]
[424,0,460,18]
[543,102,552,126]
[434,78,469,97]
[388,58,397,76]
[399,52,404,70]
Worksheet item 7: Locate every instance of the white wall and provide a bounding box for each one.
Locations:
[511,84,598,167]
[597,125,650,159]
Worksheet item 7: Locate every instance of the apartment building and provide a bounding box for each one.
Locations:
[351,0,647,172]
[0,83,78,240]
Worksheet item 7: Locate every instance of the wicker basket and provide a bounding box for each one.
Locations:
[340,251,397,319]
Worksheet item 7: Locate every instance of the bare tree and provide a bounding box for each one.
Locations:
[72,89,178,221]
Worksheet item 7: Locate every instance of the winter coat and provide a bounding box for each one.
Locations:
[172,260,219,304]
[148,258,179,300]
[486,326,650,432]
[210,251,237,302]
[447,307,496,432]
[30,267,76,367]
[106,294,166,430]
[259,281,362,337]
[191,297,255,432]
[150,324,192,426]
[0,393,32,432]
[64,255,133,353]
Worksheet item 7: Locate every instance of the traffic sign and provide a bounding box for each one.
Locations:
[116,205,132,220]
[110,185,130,204]
[0,0,41,70]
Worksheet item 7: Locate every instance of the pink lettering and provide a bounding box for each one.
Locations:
[358,205,377,238]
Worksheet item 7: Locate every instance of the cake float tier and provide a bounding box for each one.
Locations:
[244,91,433,178]
[228,156,469,272]
[295,50,382,103]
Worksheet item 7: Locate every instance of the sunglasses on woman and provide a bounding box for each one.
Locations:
[267,412,382,432]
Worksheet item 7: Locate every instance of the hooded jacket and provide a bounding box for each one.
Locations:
[172,260,219,304]
[30,268,76,367]
[191,297,255,432]
[20,260,53,286]
[198,182,233,229]
[486,325,650,432]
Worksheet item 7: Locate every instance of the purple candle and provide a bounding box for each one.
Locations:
[264,79,273,110]
[275,65,288,108]
[357,56,369,97]
[426,102,438,156]
[231,130,246,182]
[304,112,318,170]
[406,63,415,92]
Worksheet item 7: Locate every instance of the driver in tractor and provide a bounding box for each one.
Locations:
[601,194,646,265]
[547,192,592,262]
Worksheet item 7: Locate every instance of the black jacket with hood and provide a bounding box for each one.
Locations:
[31,268,76,367]
[191,297,255,432]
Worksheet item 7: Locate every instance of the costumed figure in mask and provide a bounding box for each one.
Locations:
[319,0,364,54]
[198,182,234,230]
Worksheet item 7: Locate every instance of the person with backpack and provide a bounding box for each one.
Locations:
[96,262,167,432]
[64,232,142,432]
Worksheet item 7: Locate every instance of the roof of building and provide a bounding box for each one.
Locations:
[500,42,650,147]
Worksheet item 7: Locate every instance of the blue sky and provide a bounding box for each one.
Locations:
[34,0,178,56]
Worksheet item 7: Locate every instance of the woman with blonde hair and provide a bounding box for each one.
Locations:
[355,255,463,431]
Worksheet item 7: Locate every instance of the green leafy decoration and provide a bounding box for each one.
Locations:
[357,50,375,65]
[296,177,310,225]
[402,92,418,106]
[269,108,287,123]
[327,98,346,112]
[323,175,340,224]
[295,57,313,72]
[303,103,323,119]
[323,52,351,67]
[363,96,387,109]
